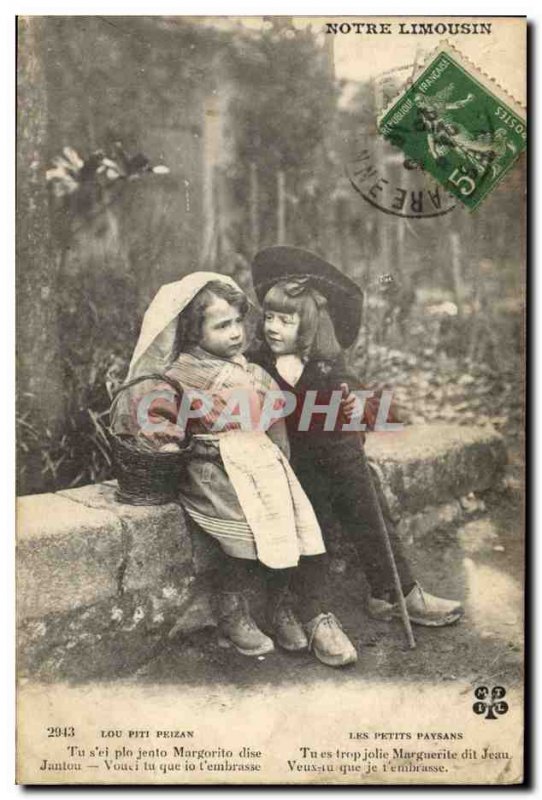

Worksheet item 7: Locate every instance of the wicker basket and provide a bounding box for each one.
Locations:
[108,373,189,505]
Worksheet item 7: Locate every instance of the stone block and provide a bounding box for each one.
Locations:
[17,493,124,619]
[186,517,222,575]
[167,582,217,639]
[366,424,506,518]
[18,591,175,681]
[395,500,463,544]
[58,483,193,592]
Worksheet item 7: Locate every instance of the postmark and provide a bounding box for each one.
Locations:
[345,63,456,218]
[346,138,456,219]
[378,46,526,210]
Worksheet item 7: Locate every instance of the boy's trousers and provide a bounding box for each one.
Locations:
[290,434,416,600]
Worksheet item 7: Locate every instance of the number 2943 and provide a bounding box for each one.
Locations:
[46,726,75,737]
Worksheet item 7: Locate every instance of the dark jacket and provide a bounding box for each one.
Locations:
[248,344,387,463]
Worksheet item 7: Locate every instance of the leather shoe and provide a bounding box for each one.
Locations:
[218,593,275,656]
[305,613,358,667]
[368,583,463,627]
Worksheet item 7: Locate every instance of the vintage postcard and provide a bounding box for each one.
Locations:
[16,15,526,785]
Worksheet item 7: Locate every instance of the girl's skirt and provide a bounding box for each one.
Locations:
[179,431,325,569]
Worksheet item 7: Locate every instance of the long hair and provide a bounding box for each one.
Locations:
[170,280,249,362]
[263,279,342,361]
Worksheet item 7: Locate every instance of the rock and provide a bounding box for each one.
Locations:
[17,493,124,619]
[17,578,212,679]
[396,501,463,543]
[365,424,506,518]
[58,483,193,592]
[460,493,486,515]
[498,465,523,497]
[458,519,498,554]
[329,558,347,575]
[167,583,216,639]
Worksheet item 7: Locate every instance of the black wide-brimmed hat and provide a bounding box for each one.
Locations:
[251,246,363,349]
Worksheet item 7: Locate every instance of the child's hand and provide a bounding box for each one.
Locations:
[340,383,358,423]
[158,442,183,453]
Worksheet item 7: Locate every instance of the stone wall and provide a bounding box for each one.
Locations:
[17,424,506,679]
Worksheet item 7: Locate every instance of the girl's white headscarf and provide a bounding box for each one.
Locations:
[127,272,244,380]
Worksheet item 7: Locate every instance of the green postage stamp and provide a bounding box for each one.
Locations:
[378,47,527,210]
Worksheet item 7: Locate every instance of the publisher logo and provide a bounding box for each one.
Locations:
[473,686,508,720]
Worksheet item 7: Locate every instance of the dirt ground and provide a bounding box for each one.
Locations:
[17,483,524,787]
[132,485,524,692]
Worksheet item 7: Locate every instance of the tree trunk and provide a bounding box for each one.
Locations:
[449,231,465,319]
[17,17,65,490]
[200,91,221,266]
[277,169,286,244]
[249,162,259,254]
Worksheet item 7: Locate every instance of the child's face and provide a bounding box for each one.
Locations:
[263,308,300,356]
[199,296,245,359]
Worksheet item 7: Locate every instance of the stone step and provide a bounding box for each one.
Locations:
[365,423,506,520]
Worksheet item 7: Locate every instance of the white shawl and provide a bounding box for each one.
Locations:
[128,272,243,380]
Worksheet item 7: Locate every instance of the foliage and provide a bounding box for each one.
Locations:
[46,142,169,202]
[226,20,338,251]
[228,22,336,170]
[17,349,125,494]
[17,18,524,495]
[350,291,523,451]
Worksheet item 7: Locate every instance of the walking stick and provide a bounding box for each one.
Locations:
[369,461,417,650]
[341,384,416,650]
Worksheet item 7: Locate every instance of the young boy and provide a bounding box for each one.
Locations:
[249,246,464,628]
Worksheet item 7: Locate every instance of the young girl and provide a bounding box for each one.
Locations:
[249,246,464,628]
[115,272,357,666]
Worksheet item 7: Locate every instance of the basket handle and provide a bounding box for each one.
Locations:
[109,373,184,419]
